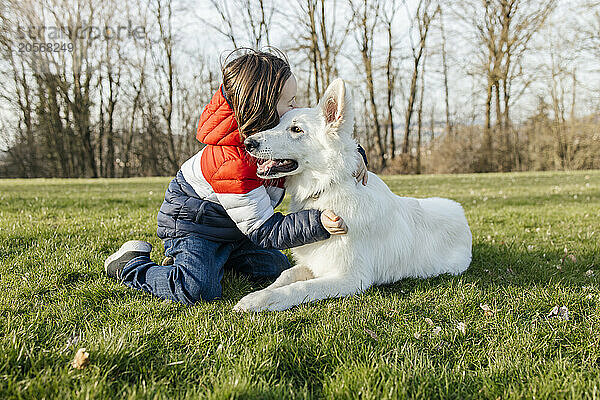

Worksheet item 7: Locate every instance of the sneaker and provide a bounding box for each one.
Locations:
[104,240,152,279]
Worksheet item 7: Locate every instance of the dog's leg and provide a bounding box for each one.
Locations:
[265,264,314,290]
[233,275,365,312]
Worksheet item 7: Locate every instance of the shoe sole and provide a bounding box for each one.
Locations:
[104,240,153,274]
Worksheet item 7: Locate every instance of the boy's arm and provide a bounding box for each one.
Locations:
[248,209,331,250]
[216,186,330,250]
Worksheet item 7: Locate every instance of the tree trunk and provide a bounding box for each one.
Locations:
[386,19,396,159]
[484,79,494,171]
[440,8,452,136]
[416,62,426,175]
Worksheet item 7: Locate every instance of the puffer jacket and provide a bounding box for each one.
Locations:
[156,85,330,249]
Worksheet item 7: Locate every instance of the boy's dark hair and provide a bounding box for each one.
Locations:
[222,48,291,139]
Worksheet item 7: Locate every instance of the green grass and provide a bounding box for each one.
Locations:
[1,171,599,399]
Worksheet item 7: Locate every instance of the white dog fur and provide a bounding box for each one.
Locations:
[233,79,472,312]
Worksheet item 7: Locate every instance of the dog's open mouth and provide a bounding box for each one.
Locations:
[256,158,298,177]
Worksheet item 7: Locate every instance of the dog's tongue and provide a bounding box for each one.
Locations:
[257,159,277,172]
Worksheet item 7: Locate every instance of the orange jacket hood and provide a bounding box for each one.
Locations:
[196,86,243,147]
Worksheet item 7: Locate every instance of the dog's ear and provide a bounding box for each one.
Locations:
[319,79,347,129]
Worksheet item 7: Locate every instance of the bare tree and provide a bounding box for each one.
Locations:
[439,6,452,136]
[401,0,439,161]
[241,0,273,47]
[382,0,399,159]
[97,2,124,177]
[198,0,275,49]
[416,49,428,174]
[456,0,557,171]
[286,0,352,105]
[0,0,598,178]
[199,1,239,48]
[0,18,38,177]
[154,0,179,172]
[582,1,600,86]
[350,0,386,169]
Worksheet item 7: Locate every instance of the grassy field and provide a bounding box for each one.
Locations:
[0,171,599,399]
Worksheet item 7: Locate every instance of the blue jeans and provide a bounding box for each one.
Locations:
[121,235,291,305]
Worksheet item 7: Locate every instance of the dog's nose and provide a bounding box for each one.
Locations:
[244,138,259,152]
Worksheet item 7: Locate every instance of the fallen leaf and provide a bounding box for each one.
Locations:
[386,308,400,317]
[547,305,569,321]
[71,348,90,370]
[414,332,421,340]
[585,270,594,277]
[567,254,577,263]
[480,303,494,317]
[424,318,434,326]
[456,322,466,334]
[432,326,442,336]
[364,328,378,341]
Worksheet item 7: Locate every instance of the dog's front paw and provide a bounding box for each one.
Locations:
[233,289,289,312]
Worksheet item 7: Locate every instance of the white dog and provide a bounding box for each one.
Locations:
[233,79,472,312]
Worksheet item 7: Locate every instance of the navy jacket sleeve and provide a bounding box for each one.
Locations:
[247,209,331,250]
[357,144,368,167]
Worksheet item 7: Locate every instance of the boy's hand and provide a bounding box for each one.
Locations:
[353,157,368,185]
[321,209,348,235]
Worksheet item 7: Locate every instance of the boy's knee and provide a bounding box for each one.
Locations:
[185,281,222,304]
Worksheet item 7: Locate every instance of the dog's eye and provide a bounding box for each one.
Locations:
[290,125,303,134]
